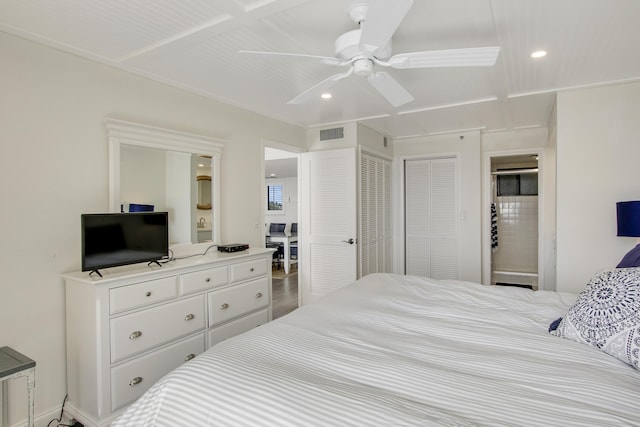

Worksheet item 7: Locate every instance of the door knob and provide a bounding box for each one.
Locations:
[342,238,355,244]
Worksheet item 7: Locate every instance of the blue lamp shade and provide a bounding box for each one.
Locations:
[617,201,640,237]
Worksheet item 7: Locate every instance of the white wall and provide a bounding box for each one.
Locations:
[357,123,393,157]
[0,32,305,426]
[393,131,482,283]
[556,81,640,293]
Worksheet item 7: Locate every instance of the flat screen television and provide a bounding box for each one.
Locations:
[81,212,169,275]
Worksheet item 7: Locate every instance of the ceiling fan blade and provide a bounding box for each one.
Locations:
[359,0,413,54]
[287,70,352,104]
[238,50,345,67]
[388,46,500,69]
[367,71,414,107]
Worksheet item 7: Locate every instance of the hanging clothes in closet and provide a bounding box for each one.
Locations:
[491,202,498,252]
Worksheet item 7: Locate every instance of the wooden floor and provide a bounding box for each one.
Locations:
[271,264,298,319]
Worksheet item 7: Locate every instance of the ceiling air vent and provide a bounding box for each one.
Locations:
[319,127,344,141]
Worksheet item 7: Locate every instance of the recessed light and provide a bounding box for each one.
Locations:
[269,173,276,177]
[531,50,547,59]
[321,93,332,99]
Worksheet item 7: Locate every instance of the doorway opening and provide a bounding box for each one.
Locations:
[489,154,539,289]
[264,145,300,318]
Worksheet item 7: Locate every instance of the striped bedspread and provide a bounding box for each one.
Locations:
[113,273,640,426]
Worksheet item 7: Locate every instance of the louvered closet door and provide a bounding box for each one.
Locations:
[359,152,392,277]
[405,157,458,279]
[382,160,393,273]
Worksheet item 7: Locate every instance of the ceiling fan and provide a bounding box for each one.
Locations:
[238,0,500,107]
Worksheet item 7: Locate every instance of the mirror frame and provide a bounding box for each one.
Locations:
[106,118,224,245]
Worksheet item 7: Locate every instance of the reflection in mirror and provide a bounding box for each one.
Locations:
[197,176,212,209]
[107,118,223,246]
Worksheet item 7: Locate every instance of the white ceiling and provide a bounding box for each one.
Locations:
[2,0,640,140]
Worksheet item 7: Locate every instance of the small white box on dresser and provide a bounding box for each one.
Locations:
[62,248,273,427]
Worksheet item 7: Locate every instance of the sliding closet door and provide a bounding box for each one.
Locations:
[405,157,458,279]
[359,152,393,277]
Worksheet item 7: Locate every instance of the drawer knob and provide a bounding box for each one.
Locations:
[185,353,196,362]
[129,376,143,386]
[184,313,195,321]
[129,331,142,340]
[255,292,263,298]
[220,303,229,310]
[205,277,211,283]
[145,291,152,297]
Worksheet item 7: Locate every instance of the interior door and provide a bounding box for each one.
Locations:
[299,148,357,305]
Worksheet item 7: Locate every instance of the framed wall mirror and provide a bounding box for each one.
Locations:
[107,118,224,245]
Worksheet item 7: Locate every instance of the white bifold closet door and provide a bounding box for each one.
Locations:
[359,152,393,277]
[405,157,458,279]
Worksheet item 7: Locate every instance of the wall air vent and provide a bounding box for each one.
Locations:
[319,127,344,141]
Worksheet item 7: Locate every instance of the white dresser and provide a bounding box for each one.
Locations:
[63,248,272,427]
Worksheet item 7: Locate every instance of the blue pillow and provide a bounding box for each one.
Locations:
[548,317,562,332]
[617,243,640,268]
[551,268,640,370]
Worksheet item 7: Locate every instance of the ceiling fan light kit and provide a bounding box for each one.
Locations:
[240,0,500,107]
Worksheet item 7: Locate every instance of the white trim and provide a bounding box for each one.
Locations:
[507,76,640,99]
[398,97,497,116]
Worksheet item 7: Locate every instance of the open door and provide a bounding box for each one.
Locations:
[299,148,357,305]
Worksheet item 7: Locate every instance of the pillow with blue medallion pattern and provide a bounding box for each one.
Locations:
[551,267,640,370]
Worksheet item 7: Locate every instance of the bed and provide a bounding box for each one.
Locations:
[112,272,640,426]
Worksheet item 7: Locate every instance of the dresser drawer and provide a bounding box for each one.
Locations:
[230,259,267,283]
[207,309,268,348]
[111,333,205,411]
[110,295,206,363]
[208,278,269,326]
[179,265,228,295]
[110,276,178,314]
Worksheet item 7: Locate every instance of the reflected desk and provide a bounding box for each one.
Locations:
[267,233,298,274]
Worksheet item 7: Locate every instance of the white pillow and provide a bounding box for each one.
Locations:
[551,268,640,370]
